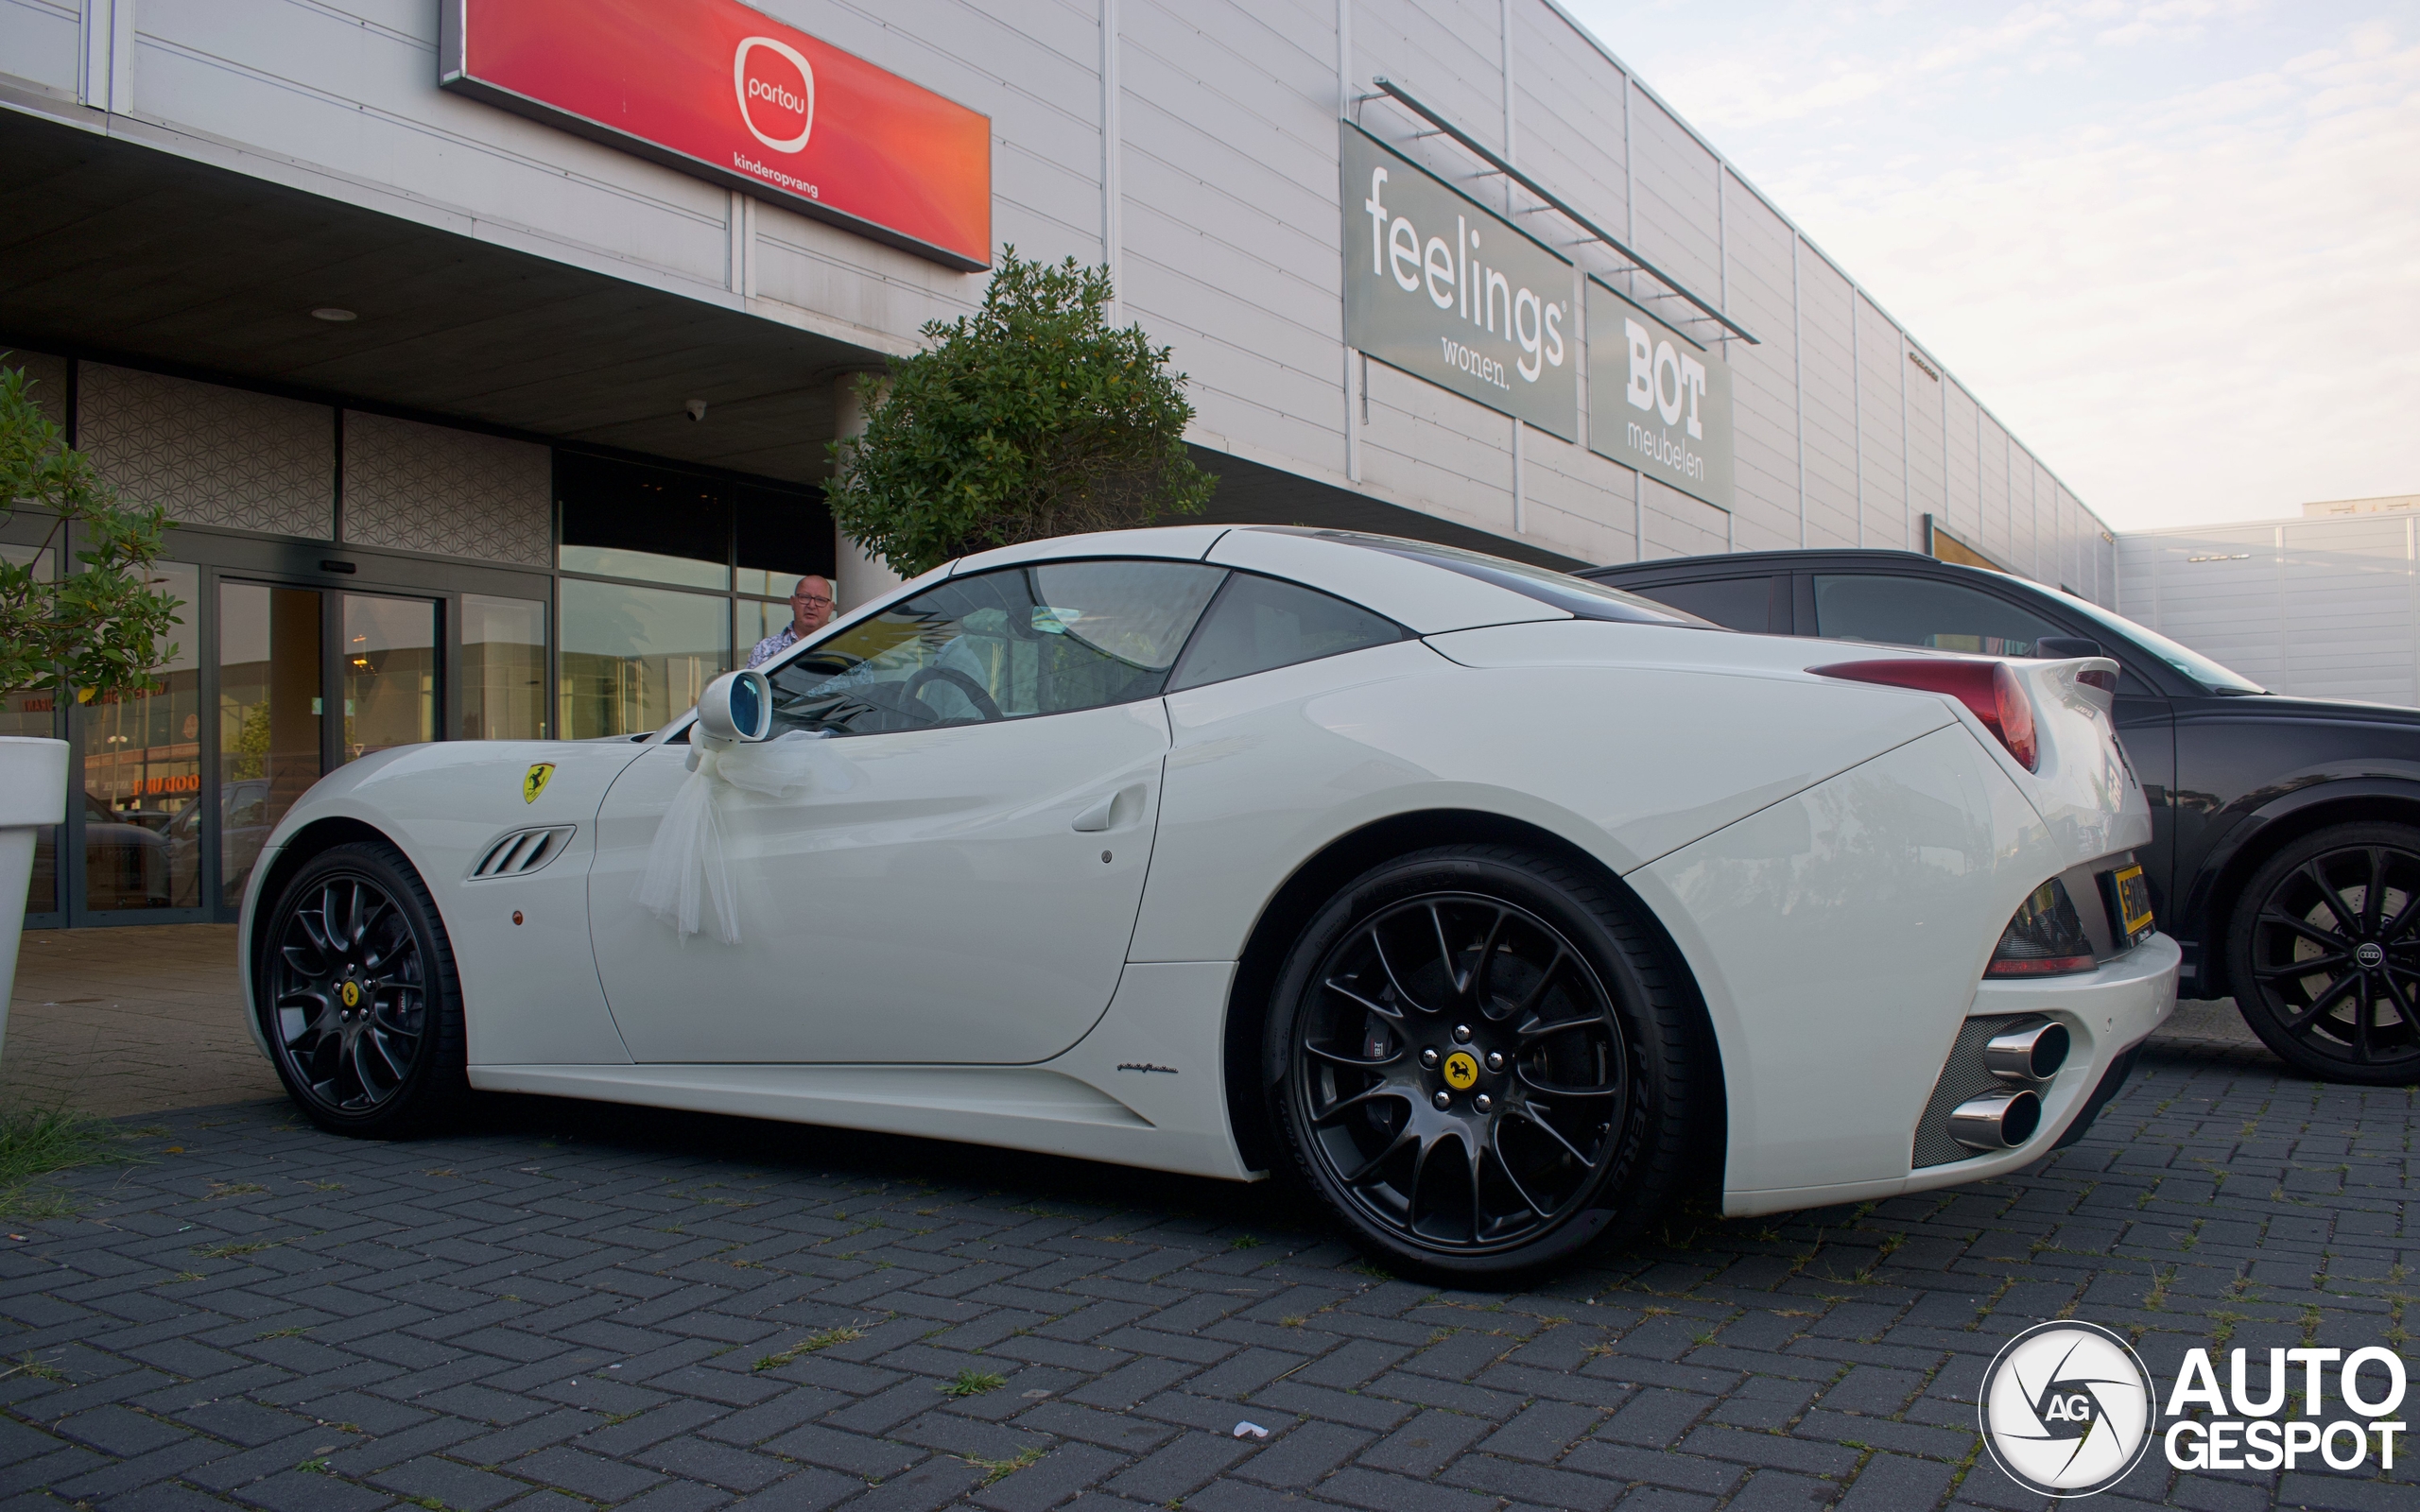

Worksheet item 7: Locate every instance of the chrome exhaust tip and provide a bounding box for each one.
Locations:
[1948,1089,2043,1152]
[1983,1020,2070,1083]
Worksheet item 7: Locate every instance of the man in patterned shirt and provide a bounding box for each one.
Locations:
[747,576,834,668]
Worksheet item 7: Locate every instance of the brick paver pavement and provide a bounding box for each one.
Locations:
[4,925,280,1118]
[0,1018,2410,1511]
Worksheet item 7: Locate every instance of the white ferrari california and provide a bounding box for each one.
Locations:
[241,524,2178,1279]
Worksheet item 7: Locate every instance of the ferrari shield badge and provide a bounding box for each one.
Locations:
[1443,1051,1479,1090]
[523,763,556,804]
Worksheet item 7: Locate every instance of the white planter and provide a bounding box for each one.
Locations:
[0,736,69,1066]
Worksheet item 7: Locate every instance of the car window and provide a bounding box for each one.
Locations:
[2047,586,2266,695]
[1627,576,1777,633]
[1167,572,1408,692]
[1812,574,2066,656]
[767,559,1225,735]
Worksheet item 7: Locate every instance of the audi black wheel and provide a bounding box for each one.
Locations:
[2228,822,2420,1086]
[256,840,468,1135]
[1267,845,1708,1281]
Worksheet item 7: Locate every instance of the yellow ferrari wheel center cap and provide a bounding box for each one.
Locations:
[1442,1051,1479,1091]
[340,981,360,1008]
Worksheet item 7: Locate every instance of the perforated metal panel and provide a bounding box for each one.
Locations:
[343,411,550,566]
[79,364,333,538]
[1912,1013,2041,1169]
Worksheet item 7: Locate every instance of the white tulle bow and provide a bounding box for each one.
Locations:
[634,730,837,943]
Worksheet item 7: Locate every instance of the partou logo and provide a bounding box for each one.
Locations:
[734,36,813,153]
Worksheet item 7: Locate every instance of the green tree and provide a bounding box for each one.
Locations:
[825,250,1217,577]
[0,360,179,701]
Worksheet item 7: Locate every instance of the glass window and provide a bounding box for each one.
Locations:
[83,562,202,912]
[461,593,548,739]
[768,560,1224,736]
[558,452,731,590]
[1167,572,1407,692]
[1267,527,1710,625]
[735,487,835,598]
[340,594,437,763]
[219,581,322,907]
[560,578,730,739]
[1626,576,1778,633]
[1,543,58,917]
[1812,575,2066,657]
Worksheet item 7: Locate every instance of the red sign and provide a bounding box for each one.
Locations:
[441,0,991,270]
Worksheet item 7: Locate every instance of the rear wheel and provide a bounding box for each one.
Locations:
[2227,822,2420,1085]
[256,840,468,1135]
[1267,845,1704,1281]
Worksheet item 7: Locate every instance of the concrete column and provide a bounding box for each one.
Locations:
[831,375,903,611]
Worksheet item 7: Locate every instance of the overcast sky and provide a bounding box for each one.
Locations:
[1558,0,2419,531]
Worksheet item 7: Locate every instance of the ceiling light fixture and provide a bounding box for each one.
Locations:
[310,307,357,322]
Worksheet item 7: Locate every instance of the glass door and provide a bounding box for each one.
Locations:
[341,593,438,763]
[80,562,204,916]
[217,581,323,909]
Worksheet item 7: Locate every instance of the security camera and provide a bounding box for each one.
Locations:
[684,399,708,422]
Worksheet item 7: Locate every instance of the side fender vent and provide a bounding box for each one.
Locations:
[469,825,576,880]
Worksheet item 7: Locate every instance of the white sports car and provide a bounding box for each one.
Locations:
[241,524,2178,1279]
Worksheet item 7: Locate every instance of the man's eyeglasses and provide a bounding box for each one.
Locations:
[791,593,833,607]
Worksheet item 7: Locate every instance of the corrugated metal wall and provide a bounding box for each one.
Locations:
[2118,515,2420,707]
[4,0,2118,595]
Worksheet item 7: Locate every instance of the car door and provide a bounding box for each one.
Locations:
[586,557,1227,1065]
[1798,569,2180,914]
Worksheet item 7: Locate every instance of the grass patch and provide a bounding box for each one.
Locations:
[753,1327,863,1371]
[0,1352,64,1383]
[1228,1234,1263,1251]
[941,1368,1007,1398]
[0,1107,138,1219]
[969,1445,1046,1484]
[194,1240,277,1261]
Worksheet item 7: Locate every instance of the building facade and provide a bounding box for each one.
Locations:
[1,0,2115,928]
[2118,500,2420,710]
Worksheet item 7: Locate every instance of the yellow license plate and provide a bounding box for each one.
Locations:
[2111,863,2155,944]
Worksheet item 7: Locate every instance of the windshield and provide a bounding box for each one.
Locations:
[1258,528,1714,627]
[2047,586,2267,695]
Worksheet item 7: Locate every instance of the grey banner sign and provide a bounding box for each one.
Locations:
[1340,123,1576,440]
[1586,280,1734,510]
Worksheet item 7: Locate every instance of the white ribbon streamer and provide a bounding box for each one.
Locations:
[635,730,837,944]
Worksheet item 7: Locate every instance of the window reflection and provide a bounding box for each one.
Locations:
[83,562,199,912]
[340,593,436,762]
[559,577,729,738]
[462,593,547,739]
[219,582,321,907]
[1,544,58,917]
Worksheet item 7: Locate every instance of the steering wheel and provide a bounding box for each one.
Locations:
[904,665,1003,722]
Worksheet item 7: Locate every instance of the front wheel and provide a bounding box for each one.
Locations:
[255,840,468,1135]
[2227,822,2420,1085]
[1267,845,1707,1281]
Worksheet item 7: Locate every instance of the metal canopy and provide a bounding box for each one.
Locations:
[1365,77,1757,346]
[0,110,873,483]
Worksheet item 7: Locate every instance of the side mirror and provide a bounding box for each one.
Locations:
[2034,636,2103,660]
[694,669,773,743]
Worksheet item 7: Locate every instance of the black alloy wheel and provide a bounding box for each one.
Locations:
[2229,822,2420,1086]
[1270,846,1704,1280]
[259,840,467,1134]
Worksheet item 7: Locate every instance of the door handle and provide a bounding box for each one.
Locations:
[1072,783,1148,833]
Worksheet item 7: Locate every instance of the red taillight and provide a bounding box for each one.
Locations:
[1811,658,2039,771]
